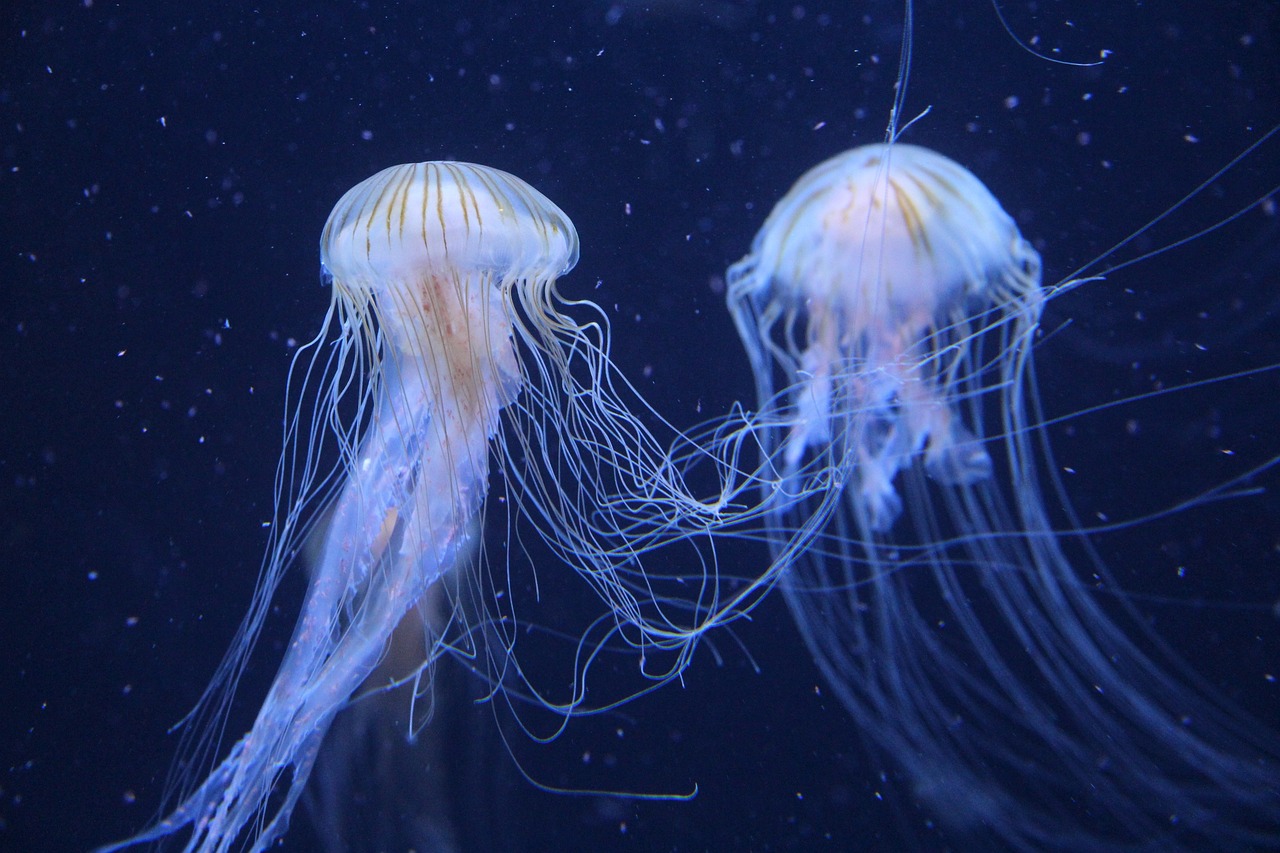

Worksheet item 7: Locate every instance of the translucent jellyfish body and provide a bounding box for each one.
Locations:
[728,143,1280,850]
[731,143,1040,529]
[101,159,740,852]
[97,162,578,852]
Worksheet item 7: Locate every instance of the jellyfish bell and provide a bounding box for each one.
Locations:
[744,143,1034,326]
[727,140,1280,849]
[321,161,579,284]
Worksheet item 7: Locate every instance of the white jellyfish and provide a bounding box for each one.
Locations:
[100,161,742,853]
[727,142,1280,850]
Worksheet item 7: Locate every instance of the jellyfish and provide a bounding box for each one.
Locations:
[726,142,1280,850]
[100,161,741,853]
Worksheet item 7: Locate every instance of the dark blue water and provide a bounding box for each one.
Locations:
[2,2,1277,850]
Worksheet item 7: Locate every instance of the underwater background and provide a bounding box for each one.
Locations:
[2,1,1278,850]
